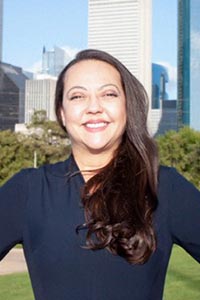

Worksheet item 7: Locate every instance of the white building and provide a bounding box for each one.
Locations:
[0,0,3,61]
[88,0,164,134]
[25,75,57,123]
[88,0,152,101]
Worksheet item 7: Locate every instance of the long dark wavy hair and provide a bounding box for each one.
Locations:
[55,49,159,264]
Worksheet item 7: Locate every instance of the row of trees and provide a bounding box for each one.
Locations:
[0,111,71,185]
[0,112,200,188]
[157,127,200,188]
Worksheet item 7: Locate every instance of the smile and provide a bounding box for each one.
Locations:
[85,122,108,129]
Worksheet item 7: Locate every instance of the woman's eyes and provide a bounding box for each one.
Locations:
[102,92,118,98]
[69,91,118,101]
[69,94,85,100]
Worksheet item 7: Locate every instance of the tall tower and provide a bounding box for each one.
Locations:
[178,0,200,130]
[0,0,3,61]
[42,46,76,76]
[88,0,152,100]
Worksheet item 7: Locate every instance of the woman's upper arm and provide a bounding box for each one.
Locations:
[168,168,200,262]
[0,170,28,260]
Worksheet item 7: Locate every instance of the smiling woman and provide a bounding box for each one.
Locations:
[60,59,126,168]
[55,49,158,263]
[0,49,200,300]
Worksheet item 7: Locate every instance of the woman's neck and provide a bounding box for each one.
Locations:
[72,148,114,181]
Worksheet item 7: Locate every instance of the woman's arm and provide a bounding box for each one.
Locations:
[168,168,200,262]
[0,170,28,260]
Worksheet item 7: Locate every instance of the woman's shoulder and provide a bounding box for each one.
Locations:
[158,165,200,197]
[158,165,175,176]
[23,156,72,178]
[158,165,183,185]
[41,156,72,177]
[1,156,72,191]
[157,165,175,189]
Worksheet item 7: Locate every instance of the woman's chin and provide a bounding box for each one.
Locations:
[84,142,118,155]
[86,145,109,154]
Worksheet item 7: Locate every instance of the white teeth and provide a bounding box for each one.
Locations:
[86,122,107,128]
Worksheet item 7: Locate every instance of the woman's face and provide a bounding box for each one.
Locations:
[61,59,126,155]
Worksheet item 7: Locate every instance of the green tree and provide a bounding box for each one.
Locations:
[30,109,47,125]
[0,130,33,185]
[157,127,200,189]
[0,121,71,186]
[28,110,68,141]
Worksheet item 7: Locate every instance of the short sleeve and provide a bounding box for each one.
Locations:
[168,168,200,262]
[0,170,28,260]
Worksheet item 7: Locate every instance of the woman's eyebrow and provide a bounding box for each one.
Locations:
[98,84,120,93]
[66,86,87,96]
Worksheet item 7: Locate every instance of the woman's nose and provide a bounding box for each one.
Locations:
[86,95,103,114]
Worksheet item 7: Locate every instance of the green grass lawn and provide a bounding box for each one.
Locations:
[0,272,33,300]
[0,245,199,299]
[164,245,200,300]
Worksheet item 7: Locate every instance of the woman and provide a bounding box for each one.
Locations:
[0,49,200,300]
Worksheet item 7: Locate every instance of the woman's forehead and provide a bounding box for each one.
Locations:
[64,59,122,87]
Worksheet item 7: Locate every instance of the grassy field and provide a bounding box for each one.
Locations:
[164,245,200,300]
[0,272,33,300]
[0,245,199,300]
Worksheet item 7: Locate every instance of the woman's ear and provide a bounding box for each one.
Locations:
[60,108,66,127]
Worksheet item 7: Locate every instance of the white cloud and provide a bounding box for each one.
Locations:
[156,61,177,82]
[155,61,177,99]
[61,46,80,58]
[25,46,80,74]
[25,60,42,73]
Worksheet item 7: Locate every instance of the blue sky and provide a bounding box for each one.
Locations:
[152,0,177,65]
[3,0,88,69]
[3,0,177,97]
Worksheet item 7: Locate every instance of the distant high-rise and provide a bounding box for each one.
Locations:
[178,0,200,130]
[0,62,27,130]
[42,46,77,77]
[0,0,3,61]
[152,63,169,109]
[88,0,152,100]
[156,100,178,136]
[25,75,57,123]
[151,63,177,135]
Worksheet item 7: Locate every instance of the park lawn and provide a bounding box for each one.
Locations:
[164,245,200,300]
[0,245,199,300]
[0,272,33,300]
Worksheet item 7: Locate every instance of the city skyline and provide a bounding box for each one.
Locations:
[3,0,177,98]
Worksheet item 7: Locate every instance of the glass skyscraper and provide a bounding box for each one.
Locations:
[42,46,75,77]
[152,63,169,109]
[178,0,200,130]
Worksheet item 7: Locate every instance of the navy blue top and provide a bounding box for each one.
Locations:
[0,156,200,300]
